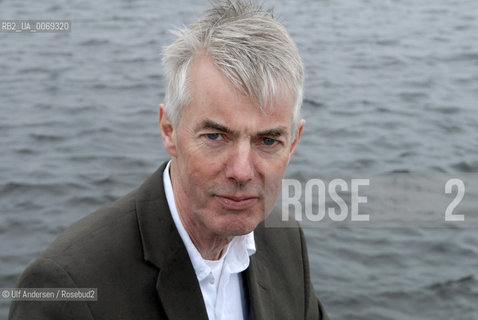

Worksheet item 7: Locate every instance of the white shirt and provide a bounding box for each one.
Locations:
[163,162,256,320]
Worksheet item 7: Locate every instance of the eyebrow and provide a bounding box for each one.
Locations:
[198,120,233,134]
[197,119,288,138]
[257,127,288,137]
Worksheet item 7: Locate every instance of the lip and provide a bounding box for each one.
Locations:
[215,195,259,210]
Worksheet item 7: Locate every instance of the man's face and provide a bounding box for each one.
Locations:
[160,55,304,239]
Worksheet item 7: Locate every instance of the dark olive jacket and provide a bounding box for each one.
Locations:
[9,162,328,320]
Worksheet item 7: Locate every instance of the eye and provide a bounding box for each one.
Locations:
[206,133,223,141]
[262,137,278,146]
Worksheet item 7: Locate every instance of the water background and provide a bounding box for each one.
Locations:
[1,0,478,319]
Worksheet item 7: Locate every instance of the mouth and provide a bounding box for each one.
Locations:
[215,194,259,210]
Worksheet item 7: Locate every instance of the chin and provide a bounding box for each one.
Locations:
[214,215,262,237]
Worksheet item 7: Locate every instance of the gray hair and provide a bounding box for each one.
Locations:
[162,0,304,135]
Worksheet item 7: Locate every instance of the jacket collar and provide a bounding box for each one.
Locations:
[135,162,209,319]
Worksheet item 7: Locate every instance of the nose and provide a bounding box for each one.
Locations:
[225,140,255,186]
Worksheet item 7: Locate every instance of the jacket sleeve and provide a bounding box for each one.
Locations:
[8,257,94,320]
[299,228,330,320]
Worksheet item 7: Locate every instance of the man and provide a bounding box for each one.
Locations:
[9,1,328,319]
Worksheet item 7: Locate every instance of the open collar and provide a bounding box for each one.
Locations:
[135,162,275,320]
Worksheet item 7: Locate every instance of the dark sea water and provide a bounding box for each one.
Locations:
[1,0,478,319]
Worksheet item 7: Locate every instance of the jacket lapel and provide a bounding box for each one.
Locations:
[135,163,209,320]
[244,246,275,320]
[155,248,208,319]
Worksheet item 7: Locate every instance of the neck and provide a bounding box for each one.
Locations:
[186,225,232,260]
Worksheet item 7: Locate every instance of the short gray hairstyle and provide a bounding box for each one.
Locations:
[162,0,304,135]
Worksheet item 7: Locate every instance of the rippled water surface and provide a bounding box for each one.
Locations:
[1,0,478,319]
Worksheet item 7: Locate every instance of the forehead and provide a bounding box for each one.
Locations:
[184,55,294,133]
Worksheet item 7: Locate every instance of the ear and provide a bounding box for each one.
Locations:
[289,119,305,160]
[159,104,178,158]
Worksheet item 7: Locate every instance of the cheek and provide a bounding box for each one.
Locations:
[182,161,217,197]
[263,167,288,207]
[256,154,289,179]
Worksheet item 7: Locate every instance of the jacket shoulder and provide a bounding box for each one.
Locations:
[43,189,139,263]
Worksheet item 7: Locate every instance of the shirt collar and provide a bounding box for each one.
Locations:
[163,161,256,281]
